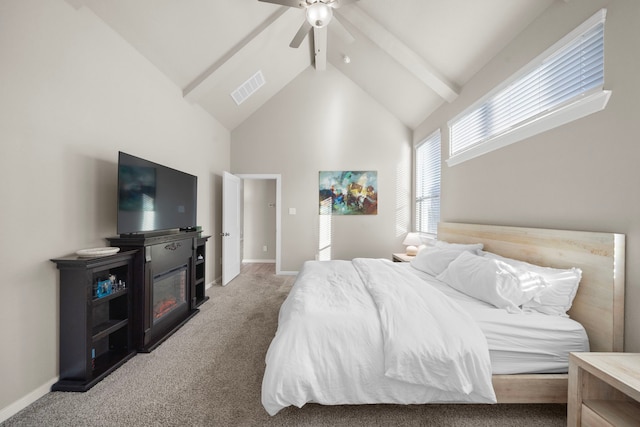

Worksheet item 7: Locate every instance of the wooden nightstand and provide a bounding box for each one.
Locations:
[392,253,415,262]
[568,352,640,426]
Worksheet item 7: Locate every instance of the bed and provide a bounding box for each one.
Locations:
[262,222,625,415]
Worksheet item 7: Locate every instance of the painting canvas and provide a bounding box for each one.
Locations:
[319,171,378,215]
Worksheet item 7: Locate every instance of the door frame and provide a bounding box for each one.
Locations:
[236,174,282,275]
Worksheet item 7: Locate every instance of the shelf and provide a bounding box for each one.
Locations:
[192,236,209,311]
[583,399,640,426]
[92,319,128,342]
[92,288,128,306]
[52,250,136,392]
[52,349,135,392]
[93,347,132,377]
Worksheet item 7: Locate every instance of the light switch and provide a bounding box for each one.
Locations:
[289,208,296,215]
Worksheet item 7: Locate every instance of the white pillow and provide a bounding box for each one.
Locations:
[492,261,549,300]
[410,246,480,276]
[483,252,582,317]
[437,251,543,313]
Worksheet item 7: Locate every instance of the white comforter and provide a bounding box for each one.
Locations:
[261,258,496,416]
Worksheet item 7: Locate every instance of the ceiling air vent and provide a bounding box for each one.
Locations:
[230,70,265,106]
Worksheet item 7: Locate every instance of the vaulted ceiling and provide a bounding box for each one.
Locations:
[64,0,556,130]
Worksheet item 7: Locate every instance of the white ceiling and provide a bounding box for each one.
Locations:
[65,0,556,130]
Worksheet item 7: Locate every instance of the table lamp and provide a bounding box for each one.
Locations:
[402,232,422,256]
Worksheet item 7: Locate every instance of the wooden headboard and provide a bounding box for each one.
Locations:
[438,222,625,352]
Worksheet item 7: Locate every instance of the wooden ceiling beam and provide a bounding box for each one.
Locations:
[336,6,459,103]
[183,7,292,101]
[313,26,327,70]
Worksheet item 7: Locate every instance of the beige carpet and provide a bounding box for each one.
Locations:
[2,264,566,426]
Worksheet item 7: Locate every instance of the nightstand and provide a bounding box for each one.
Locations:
[568,352,640,426]
[392,253,414,262]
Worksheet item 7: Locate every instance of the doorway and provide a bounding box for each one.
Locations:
[236,174,282,275]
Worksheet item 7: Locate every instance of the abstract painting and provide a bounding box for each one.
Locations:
[319,171,378,215]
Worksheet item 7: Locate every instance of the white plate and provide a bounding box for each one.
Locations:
[76,247,120,258]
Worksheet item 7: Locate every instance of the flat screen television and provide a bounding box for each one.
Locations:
[117,151,197,235]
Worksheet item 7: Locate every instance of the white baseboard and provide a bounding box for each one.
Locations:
[0,376,58,423]
[277,270,298,276]
[209,269,296,285]
[242,259,276,263]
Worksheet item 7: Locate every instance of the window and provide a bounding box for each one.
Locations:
[448,9,609,166]
[415,130,441,235]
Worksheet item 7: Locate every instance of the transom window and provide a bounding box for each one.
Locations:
[448,9,608,166]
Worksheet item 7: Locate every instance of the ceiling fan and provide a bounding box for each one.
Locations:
[258,0,358,70]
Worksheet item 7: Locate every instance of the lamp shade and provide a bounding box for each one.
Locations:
[306,3,333,28]
[402,232,422,246]
[402,232,422,256]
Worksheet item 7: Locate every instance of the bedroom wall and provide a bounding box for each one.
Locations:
[243,179,277,262]
[231,65,412,272]
[414,0,640,352]
[0,0,230,419]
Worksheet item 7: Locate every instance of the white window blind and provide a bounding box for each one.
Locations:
[449,9,607,164]
[415,130,441,235]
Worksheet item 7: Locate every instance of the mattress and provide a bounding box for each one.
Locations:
[404,263,589,374]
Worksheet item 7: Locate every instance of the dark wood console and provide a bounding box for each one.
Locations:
[106,231,210,353]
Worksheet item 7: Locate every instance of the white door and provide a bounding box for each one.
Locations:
[222,172,241,286]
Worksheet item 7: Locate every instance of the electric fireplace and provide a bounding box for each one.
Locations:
[107,232,200,352]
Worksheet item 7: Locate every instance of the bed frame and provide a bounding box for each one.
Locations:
[437,222,625,403]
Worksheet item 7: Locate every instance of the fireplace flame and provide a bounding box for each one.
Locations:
[154,297,178,319]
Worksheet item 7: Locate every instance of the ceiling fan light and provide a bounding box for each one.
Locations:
[306,3,332,28]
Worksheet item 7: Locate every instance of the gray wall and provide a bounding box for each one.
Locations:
[414,0,640,352]
[0,0,230,415]
[243,179,277,261]
[232,66,413,272]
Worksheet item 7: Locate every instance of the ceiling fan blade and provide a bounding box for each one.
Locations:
[331,13,355,44]
[330,0,359,8]
[313,26,328,71]
[290,21,312,48]
[258,0,303,8]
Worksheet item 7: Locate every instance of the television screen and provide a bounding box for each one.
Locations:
[117,152,197,235]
